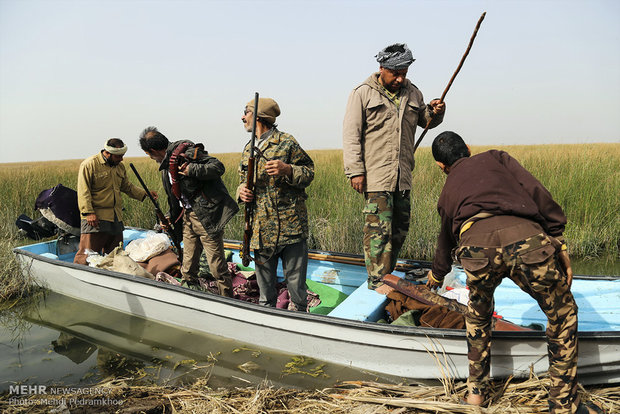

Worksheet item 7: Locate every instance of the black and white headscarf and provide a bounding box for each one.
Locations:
[375,43,415,70]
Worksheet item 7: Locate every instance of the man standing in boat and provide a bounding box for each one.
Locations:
[237,97,314,311]
[74,139,155,265]
[342,43,446,290]
[425,131,599,414]
[139,127,238,297]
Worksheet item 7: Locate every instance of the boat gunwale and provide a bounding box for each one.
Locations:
[13,240,620,341]
[225,240,620,281]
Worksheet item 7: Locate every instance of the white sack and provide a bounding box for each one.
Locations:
[125,231,171,262]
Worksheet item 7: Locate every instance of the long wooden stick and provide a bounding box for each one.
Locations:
[413,12,486,153]
[224,242,422,271]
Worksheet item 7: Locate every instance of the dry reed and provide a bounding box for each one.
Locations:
[1,375,617,414]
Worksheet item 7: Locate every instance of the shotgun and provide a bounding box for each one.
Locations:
[241,92,260,267]
[129,163,183,258]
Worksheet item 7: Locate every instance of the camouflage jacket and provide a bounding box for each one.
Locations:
[237,129,314,250]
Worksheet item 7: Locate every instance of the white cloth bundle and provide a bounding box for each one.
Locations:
[125,231,172,262]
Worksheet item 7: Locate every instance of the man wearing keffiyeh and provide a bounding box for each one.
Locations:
[74,138,156,265]
[343,43,446,291]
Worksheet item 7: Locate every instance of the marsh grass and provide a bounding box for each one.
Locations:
[0,143,618,300]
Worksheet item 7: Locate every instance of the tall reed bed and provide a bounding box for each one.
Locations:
[476,144,619,260]
[1,143,618,292]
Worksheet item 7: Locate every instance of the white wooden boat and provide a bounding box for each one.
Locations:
[13,228,620,385]
[21,290,385,388]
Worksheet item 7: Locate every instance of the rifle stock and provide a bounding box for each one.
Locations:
[241,92,260,267]
[129,163,183,258]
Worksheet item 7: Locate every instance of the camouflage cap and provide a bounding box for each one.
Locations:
[245,97,281,125]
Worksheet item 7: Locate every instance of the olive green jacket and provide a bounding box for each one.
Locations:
[343,73,444,192]
[77,152,146,222]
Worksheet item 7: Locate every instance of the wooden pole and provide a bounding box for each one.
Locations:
[413,12,486,153]
[224,242,422,271]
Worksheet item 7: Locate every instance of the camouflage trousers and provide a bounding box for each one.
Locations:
[457,230,579,414]
[362,191,411,289]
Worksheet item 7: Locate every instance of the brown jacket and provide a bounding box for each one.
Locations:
[431,150,567,278]
[342,73,444,191]
[77,152,146,222]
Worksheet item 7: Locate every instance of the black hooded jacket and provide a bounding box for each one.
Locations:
[159,140,239,238]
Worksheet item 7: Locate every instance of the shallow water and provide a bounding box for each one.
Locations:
[572,256,619,277]
[0,290,402,393]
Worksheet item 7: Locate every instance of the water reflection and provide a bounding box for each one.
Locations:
[0,291,401,392]
[572,255,620,277]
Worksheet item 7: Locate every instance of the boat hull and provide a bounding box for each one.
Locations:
[14,240,620,385]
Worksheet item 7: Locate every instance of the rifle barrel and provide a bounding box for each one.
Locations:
[129,163,183,257]
[130,163,161,211]
[241,93,260,266]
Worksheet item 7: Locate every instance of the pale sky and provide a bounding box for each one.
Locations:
[0,0,618,163]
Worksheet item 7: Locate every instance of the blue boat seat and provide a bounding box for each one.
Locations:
[327,281,388,322]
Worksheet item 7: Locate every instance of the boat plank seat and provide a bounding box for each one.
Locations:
[327,281,388,322]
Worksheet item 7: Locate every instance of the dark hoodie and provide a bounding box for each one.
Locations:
[159,140,238,238]
[432,150,567,278]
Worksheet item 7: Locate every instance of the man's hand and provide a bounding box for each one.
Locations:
[150,190,158,200]
[86,213,99,228]
[265,160,292,178]
[558,250,574,288]
[239,183,254,203]
[158,219,171,232]
[350,175,366,194]
[425,270,443,290]
[178,162,190,176]
[429,99,446,115]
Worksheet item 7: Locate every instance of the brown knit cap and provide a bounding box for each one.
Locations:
[245,97,281,125]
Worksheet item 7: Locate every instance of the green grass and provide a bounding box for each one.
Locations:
[1,143,618,299]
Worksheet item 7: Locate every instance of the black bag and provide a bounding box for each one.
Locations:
[15,214,57,240]
[35,184,80,235]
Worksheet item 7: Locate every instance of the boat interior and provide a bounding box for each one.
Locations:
[18,229,424,324]
[16,228,620,332]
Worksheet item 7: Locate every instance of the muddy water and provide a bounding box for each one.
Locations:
[0,291,402,392]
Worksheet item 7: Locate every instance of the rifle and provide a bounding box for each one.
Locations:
[129,163,183,258]
[241,92,260,267]
[413,12,486,153]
